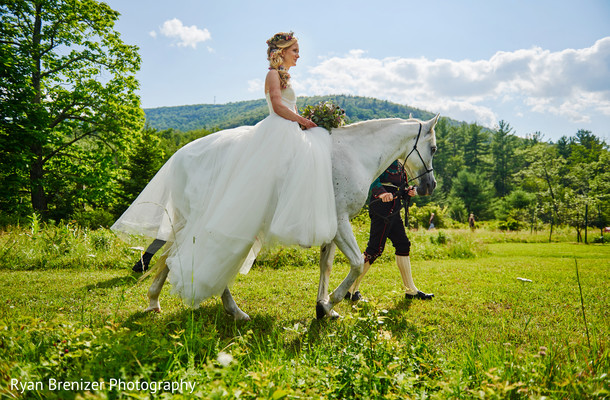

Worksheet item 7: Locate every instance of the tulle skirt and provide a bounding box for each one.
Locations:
[112,114,337,306]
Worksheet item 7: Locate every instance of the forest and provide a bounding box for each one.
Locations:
[1,0,608,242]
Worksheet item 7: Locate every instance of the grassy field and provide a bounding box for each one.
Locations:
[0,220,608,399]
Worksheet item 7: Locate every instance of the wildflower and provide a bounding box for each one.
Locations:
[217,351,233,367]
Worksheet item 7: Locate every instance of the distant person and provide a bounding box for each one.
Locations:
[428,212,435,230]
[345,160,434,302]
[112,32,337,306]
[468,213,476,231]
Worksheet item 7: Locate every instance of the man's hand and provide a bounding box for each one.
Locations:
[379,192,393,202]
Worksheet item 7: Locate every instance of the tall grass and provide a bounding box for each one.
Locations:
[0,218,148,270]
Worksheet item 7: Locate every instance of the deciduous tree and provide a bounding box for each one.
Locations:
[0,0,143,219]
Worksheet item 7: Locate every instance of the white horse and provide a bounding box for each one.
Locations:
[145,115,439,319]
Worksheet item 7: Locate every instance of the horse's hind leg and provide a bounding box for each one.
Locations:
[145,253,169,312]
[221,287,250,321]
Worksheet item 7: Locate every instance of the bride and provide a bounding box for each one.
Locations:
[112,32,337,307]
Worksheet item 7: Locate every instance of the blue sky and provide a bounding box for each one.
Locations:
[104,0,610,142]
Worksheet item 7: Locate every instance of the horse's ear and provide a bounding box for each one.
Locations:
[432,113,440,125]
[425,114,440,132]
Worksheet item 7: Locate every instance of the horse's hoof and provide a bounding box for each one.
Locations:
[145,306,161,313]
[316,301,327,320]
[316,301,339,320]
[233,310,251,321]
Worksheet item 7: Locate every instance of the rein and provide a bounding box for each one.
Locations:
[369,122,434,227]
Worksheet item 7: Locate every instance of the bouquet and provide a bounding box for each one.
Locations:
[300,101,348,133]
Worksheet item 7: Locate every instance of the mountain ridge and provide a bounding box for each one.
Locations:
[143,94,466,132]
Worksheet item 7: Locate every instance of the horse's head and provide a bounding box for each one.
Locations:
[403,114,439,196]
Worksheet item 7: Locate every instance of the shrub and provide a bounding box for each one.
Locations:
[408,204,449,229]
[498,217,522,231]
[72,208,116,229]
[447,195,468,222]
[430,230,448,245]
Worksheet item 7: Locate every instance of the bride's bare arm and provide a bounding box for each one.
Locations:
[265,70,316,129]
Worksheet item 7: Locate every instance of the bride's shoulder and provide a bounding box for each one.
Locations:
[265,70,281,93]
[265,69,280,84]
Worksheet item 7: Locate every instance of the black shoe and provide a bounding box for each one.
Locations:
[405,290,434,300]
[344,291,352,300]
[351,291,363,302]
[132,252,153,273]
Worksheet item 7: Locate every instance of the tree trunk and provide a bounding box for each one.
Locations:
[29,3,47,214]
[576,210,581,243]
[585,203,588,244]
[30,151,47,213]
[600,204,604,244]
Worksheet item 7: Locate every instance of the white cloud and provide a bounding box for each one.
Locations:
[301,37,610,127]
[156,18,211,49]
[248,79,263,93]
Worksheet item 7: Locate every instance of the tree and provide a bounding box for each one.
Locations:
[114,128,165,215]
[490,120,516,197]
[562,133,609,242]
[448,170,495,220]
[568,129,605,165]
[496,188,535,222]
[555,135,571,159]
[517,143,567,241]
[433,120,466,195]
[0,0,143,219]
[463,123,490,174]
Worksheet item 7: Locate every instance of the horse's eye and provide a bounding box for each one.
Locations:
[431,146,437,155]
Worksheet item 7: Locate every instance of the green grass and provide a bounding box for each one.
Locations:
[0,222,609,399]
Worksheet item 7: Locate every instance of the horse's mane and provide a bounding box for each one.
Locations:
[335,117,422,133]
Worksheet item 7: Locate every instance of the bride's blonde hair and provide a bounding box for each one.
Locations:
[266,32,297,89]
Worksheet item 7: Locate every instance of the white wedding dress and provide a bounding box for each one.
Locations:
[112,87,337,307]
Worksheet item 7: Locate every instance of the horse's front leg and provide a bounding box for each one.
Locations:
[316,241,340,319]
[221,287,250,321]
[316,216,364,319]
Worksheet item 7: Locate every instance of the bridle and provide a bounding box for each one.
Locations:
[403,122,434,183]
[369,122,435,227]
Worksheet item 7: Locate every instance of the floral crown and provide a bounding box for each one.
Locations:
[266,32,295,47]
